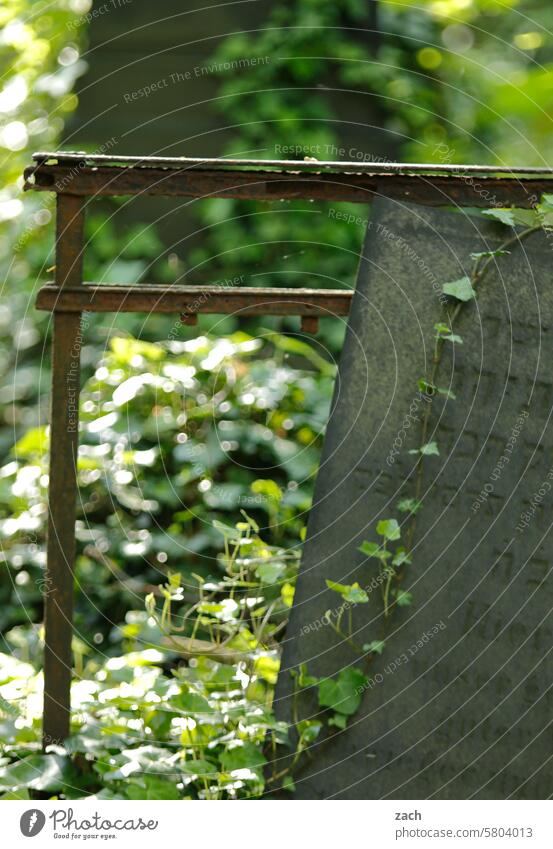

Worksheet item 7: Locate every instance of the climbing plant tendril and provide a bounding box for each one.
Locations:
[282,202,552,791]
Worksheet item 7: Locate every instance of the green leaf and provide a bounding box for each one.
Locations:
[421,441,440,456]
[419,379,454,398]
[281,582,295,607]
[363,639,386,655]
[0,755,72,793]
[297,719,323,743]
[12,426,47,459]
[254,654,280,684]
[358,540,391,559]
[325,579,368,603]
[295,664,319,689]
[434,323,463,344]
[328,712,348,729]
[392,547,412,567]
[251,478,283,504]
[418,378,435,395]
[409,441,439,456]
[212,519,242,541]
[376,519,401,541]
[175,692,214,715]
[442,276,476,302]
[539,192,553,209]
[219,742,267,772]
[180,759,218,777]
[537,194,553,219]
[0,788,30,800]
[282,775,296,792]
[256,562,285,584]
[318,667,367,716]
[269,333,336,376]
[126,776,181,800]
[470,249,510,259]
[481,208,516,227]
[395,590,413,607]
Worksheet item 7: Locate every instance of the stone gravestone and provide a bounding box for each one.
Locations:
[272,197,553,799]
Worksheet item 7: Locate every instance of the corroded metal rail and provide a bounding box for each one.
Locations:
[25,151,553,207]
[27,151,552,750]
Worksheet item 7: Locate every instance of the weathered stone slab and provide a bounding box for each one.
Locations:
[273,198,553,799]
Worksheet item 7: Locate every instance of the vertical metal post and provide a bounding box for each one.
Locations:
[42,194,85,748]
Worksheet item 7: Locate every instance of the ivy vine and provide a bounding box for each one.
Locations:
[281,197,552,790]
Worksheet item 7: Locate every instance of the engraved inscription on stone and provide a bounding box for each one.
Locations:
[272,198,553,799]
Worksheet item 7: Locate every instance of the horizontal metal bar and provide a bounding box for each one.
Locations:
[35,284,353,316]
[24,163,551,207]
[31,150,553,176]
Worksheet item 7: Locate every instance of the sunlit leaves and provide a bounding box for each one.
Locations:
[395,590,413,608]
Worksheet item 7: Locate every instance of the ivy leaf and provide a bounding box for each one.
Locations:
[0,755,72,793]
[358,541,391,561]
[442,276,476,302]
[318,667,367,716]
[418,378,435,395]
[180,759,218,777]
[376,519,401,541]
[539,192,553,209]
[481,208,516,227]
[255,562,285,584]
[536,194,553,223]
[219,742,267,773]
[421,441,439,456]
[363,639,386,655]
[292,663,318,688]
[395,590,413,607]
[397,498,422,515]
[328,712,348,730]
[326,579,368,603]
[409,441,439,456]
[174,692,214,715]
[281,582,295,608]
